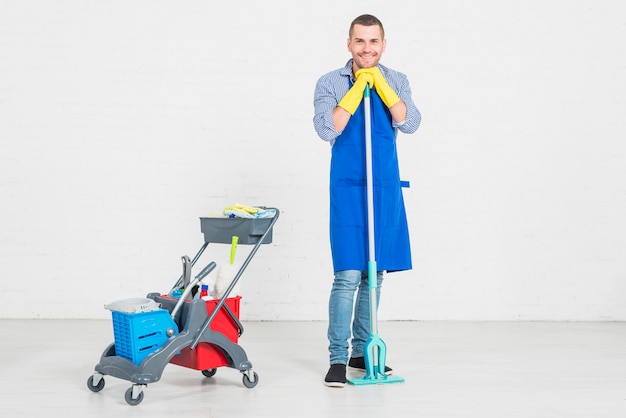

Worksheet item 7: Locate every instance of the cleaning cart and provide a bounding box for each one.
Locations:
[86,207,279,405]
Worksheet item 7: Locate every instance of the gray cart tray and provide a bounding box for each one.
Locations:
[200,216,273,245]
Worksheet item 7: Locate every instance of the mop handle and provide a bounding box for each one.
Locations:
[364,84,379,335]
[364,84,375,268]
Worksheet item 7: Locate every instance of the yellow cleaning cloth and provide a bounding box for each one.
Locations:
[223,203,261,217]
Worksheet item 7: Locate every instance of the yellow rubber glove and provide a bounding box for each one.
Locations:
[337,73,374,115]
[356,67,401,109]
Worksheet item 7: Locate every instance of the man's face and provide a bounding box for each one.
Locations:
[348,24,386,71]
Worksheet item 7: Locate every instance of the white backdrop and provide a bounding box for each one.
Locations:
[1,1,625,320]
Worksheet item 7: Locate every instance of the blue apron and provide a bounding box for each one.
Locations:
[329,87,412,273]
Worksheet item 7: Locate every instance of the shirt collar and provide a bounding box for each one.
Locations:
[341,59,354,80]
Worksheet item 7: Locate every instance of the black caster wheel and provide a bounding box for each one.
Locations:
[202,368,217,378]
[87,375,105,392]
[125,386,144,406]
[242,371,259,388]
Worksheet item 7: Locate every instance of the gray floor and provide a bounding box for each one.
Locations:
[1,319,625,417]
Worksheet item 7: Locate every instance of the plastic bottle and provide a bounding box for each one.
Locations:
[200,284,209,299]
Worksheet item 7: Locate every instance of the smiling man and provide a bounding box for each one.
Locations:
[313,14,422,387]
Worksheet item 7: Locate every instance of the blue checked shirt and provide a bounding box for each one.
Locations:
[313,59,421,145]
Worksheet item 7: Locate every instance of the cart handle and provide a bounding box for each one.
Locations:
[170,261,216,319]
[190,207,280,349]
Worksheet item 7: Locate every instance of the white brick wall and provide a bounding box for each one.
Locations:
[1,1,625,320]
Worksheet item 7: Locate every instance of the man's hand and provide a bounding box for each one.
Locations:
[355,67,401,109]
[337,72,374,115]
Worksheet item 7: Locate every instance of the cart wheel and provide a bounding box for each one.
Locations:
[201,368,217,378]
[124,386,144,406]
[242,371,258,388]
[86,375,105,392]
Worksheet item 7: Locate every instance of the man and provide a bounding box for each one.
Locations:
[313,14,421,387]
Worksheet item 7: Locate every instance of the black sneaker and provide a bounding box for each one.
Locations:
[348,356,393,375]
[324,364,347,387]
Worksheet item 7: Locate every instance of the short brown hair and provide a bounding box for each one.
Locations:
[349,14,385,39]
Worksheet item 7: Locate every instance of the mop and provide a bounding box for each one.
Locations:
[213,235,241,299]
[348,84,404,386]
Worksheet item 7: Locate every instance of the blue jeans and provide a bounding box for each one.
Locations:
[327,269,383,365]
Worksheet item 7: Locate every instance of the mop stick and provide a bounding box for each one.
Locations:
[348,83,404,385]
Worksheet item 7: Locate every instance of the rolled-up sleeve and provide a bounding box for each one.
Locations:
[385,67,421,134]
[314,71,351,145]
